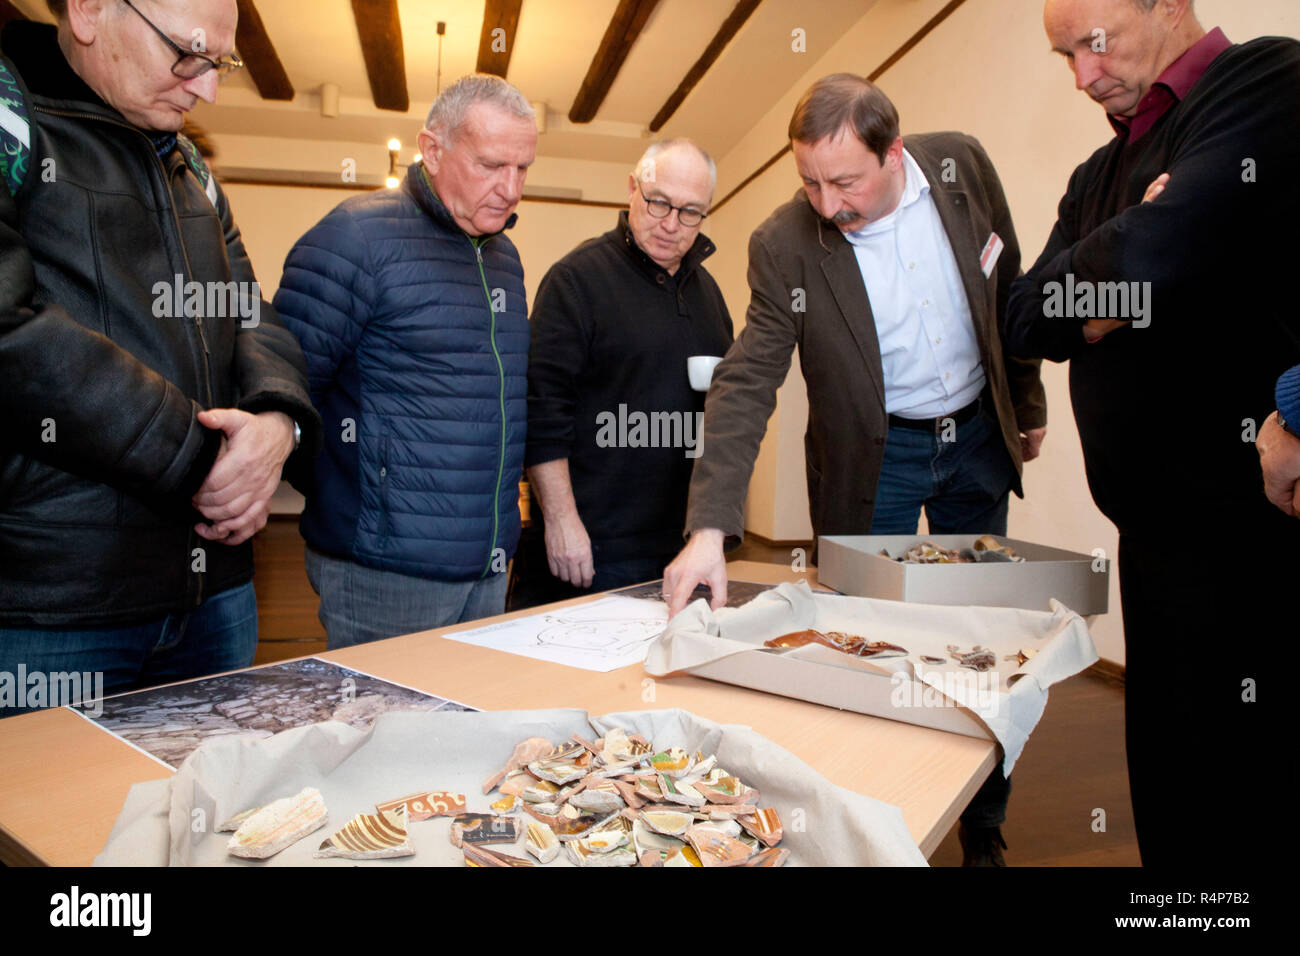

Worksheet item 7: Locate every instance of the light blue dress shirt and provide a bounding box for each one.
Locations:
[843,149,985,418]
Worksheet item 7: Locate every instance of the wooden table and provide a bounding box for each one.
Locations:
[0,561,997,865]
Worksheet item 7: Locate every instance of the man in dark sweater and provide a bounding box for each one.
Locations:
[1004,0,1300,866]
[510,140,733,608]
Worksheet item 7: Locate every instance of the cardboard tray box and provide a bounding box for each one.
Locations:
[817,534,1109,615]
[687,644,996,740]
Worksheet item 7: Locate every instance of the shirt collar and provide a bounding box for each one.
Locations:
[615,209,715,279]
[1108,27,1231,140]
[845,148,927,241]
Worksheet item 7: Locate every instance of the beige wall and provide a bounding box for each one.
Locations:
[704,0,1300,664]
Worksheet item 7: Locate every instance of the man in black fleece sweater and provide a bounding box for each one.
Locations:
[1005,0,1299,867]
[511,140,733,608]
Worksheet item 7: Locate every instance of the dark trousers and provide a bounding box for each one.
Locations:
[1118,524,1284,868]
[508,524,672,611]
[870,405,1019,829]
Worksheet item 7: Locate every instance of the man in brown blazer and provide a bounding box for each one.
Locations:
[664,74,1047,864]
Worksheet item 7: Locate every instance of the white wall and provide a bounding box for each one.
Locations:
[704,0,1300,664]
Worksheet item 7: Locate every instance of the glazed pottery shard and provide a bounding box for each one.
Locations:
[570,786,625,814]
[683,824,754,867]
[764,629,823,649]
[463,844,535,867]
[482,737,555,794]
[566,836,637,867]
[227,787,328,860]
[489,793,521,815]
[649,747,692,776]
[639,809,695,837]
[738,808,783,847]
[315,807,413,860]
[524,821,560,864]
[662,845,703,867]
[449,813,522,848]
[376,790,465,821]
[528,760,588,786]
[659,774,707,807]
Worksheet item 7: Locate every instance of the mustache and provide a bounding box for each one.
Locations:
[831,209,860,224]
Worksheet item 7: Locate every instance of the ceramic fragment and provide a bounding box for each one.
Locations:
[738,808,783,847]
[463,844,535,867]
[683,824,753,867]
[552,808,605,840]
[640,809,695,837]
[658,774,706,807]
[527,760,588,786]
[315,807,413,860]
[498,769,534,797]
[737,847,789,867]
[489,793,520,815]
[693,818,741,838]
[482,737,555,794]
[662,845,703,867]
[524,821,560,864]
[227,787,328,860]
[376,790,465,821]
[632,819,685,858]
[521,779,560,803]
[450,813,522,847]
[570,787,624,814]
[566,837,637,867]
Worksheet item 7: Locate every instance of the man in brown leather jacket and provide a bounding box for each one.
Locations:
[0,1,318,714]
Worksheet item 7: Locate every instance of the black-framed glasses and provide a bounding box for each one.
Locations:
[639,187,707,227]
[121,0,244,79]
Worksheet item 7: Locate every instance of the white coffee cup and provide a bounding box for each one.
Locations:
[688,355,724,391]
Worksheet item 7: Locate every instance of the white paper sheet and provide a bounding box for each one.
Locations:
[441,595,669,672]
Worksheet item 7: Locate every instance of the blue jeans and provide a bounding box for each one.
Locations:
[870,406,1017,830]
[0,581,258,718]
[305,547,509,650]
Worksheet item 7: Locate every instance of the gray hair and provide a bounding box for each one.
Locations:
[634,138,717,194]
[424,74,535,143]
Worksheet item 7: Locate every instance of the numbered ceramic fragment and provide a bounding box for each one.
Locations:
[463,844,535,867]
[376,790,465,821]
[450,813,522,848]
[227,787,328,860]
[524,821,560,864]
[315,807,413,860]
[738,808,783,847]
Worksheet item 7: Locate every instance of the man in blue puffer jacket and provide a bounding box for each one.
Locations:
[274,75,536,648]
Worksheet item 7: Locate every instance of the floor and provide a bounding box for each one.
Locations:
[251,518,1141,866]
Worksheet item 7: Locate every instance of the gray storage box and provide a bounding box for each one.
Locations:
[818,535,1109,615]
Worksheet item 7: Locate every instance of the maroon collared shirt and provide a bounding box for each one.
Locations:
[1108,27,1232,142]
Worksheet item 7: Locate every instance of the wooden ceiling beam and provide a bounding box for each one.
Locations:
[234,0,294,101]
[477,0,523,78]
[649,0,760,132]
[351,0,409,113]
[568,0,661,124]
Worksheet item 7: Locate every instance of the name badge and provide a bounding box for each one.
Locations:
[980,232,1004,278]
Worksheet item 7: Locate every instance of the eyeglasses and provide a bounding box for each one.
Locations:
[638,187,707,227]
[121,0,244,79]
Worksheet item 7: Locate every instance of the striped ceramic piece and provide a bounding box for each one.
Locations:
[315,807,413,859]
[738,808,783,847]
[375,790,465,821]
[227,787,328,860]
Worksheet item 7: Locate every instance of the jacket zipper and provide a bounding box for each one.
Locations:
[471,237,507,579]
[38,107,215,606]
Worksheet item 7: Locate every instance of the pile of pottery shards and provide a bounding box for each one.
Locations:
[884,535,1024,565]
[468,728,789,867]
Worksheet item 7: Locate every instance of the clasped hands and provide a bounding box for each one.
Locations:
[191,409,296,546]
[1081,172,1170,344]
